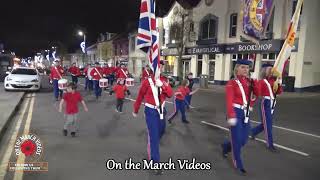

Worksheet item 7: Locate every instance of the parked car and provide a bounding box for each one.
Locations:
[4,67,41,91]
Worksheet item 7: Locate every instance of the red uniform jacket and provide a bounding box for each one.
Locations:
[141,69,153,79]
[68,66,81,76]
[259,77,282,97]
[116,67,129,79]
[50,66,64,80]
[90,67,104,80]
[83,67,89,77]
[134,76,173,113]
[175,86,190,100]
[226,76,259,119]
[102,67,113,77]
[112,84,128,99]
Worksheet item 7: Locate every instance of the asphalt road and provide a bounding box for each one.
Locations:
[0,76,319,180]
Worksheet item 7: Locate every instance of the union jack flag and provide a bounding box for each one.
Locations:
[137,0,161,80]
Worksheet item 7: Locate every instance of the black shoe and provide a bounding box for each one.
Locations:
[168,120,172,124]
[239,168,247,175]
[182,120,190,124]
[71,132,76,137]
[63,129,67,136]
[154,169,163,175]
[268,146,278,152]
[221,144,228,158]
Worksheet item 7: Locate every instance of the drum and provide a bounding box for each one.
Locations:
[126,78,134,87]
[58,79,68,90]
[99,78,108,88]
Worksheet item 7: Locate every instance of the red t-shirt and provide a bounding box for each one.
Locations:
[113,84,128,99]
[63,91,83,114]
[175,86,190,100]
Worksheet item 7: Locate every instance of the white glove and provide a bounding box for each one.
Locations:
[49,80,52,84]
[227,118,237,126]
[132,112,137,118]
[155,79,163,87]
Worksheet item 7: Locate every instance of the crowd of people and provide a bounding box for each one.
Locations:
[50,58,282,175]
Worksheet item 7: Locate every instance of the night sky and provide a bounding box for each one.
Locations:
[0,0,142,57]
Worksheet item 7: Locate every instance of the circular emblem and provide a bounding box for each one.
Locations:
[249,0,264,32]
[14,134,44,162]
[205,0,214,6]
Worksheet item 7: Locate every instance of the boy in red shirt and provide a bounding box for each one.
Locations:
[59,83,88,137]
[168,79,199,124]
[109,79,131,113]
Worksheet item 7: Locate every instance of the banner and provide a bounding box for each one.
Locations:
[273,0,303,77]
[241,0,274,42]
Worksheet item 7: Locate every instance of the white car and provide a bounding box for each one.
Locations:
[4,67,41,91]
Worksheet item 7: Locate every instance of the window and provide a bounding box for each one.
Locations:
[262,53,268,60]
[197,60,203,77]
[11,68,37,75]
[198,54,203,59]
[200,15,218,40]
[130,37,136,51]
[229,13,237,37]
[189,22,194,32]
[209,54,215,60]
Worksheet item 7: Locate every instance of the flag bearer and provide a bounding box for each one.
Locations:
[251,63,282,151]
[49,60,64,101]
[132,61,173,175]
[221,59,259,174]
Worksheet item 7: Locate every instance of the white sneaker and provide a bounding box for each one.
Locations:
[115,109,119,113]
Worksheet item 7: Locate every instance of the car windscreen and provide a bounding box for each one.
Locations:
[11,69,37,75]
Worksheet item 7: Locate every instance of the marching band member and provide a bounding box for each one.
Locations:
[84,64,93,91]
[132,61,173,175]
[221,59,259,174]
[68,63,81,84]
[168,79,199,124]
[251,64,282,151]
[90,62,104,99]
[141,64,153,80]
[102,64,113,88]
[115,63,129,82]
[49,60,65,101]
[185,72,195,109]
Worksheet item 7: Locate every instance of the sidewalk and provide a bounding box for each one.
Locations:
[0,83,25,140]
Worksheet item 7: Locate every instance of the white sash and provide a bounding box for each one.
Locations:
[145,69,149,76]
[54,67,62,79]
[148,78,164,120]
[94,68,103,79]
[264,79,276,114]
[121,69,128,78]
[235,79,249,123]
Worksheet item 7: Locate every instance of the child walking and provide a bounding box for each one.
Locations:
[59,83,88,137]
[168,79,199,124]
[109,79,131,113]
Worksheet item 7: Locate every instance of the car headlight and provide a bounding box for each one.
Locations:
[6,77,12,81]
[31,79,39,82]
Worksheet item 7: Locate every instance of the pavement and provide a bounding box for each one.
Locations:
[0,83,25,142]
[0,77,319,180]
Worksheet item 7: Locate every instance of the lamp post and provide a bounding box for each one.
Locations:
[78,31,87,66]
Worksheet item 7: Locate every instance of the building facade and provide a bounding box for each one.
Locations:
[159,0,320,91]
[128,31,147,77]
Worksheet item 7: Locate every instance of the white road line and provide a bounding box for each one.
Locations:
[13,93,36,180]
[201,121,310,157]
[0,95,31,179]
[250,120,320,139]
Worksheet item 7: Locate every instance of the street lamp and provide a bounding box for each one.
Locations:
[78,30,87,66]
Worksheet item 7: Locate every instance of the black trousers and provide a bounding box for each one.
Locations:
[71,76,78,84]
[116,98,124,112]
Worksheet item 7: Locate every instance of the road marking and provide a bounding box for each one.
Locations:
[0,95,31,179]
[201,121,310,157]
[13,93,36,180]
[250,120,320,139]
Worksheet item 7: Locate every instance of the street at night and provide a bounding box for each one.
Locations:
[0,0,319,179]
